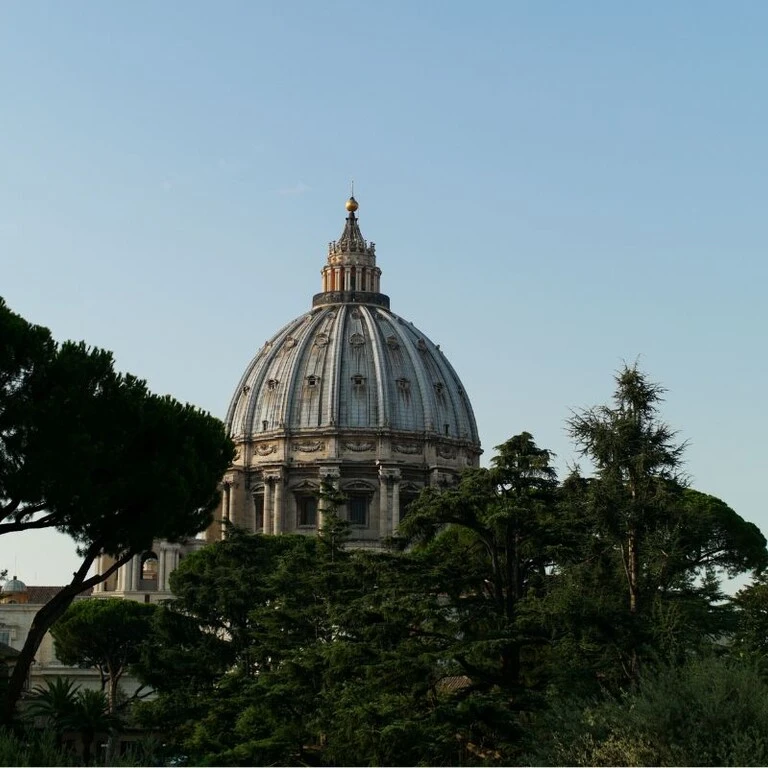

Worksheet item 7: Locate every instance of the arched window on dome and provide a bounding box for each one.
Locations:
[140,552,158,591]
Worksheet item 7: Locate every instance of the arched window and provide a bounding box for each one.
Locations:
[140,552,158,590]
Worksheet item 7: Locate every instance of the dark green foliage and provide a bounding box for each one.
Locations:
[731,579,768,659]
[26,679,118,765]
[401,432,560,694]
[52,599,157,713]
[0,727,78,766]
[13,358,759,766]
[526,654,768,766]
[132,405,767,765]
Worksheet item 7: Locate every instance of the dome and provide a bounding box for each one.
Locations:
[211,195,481,546]
[226,305,479,442]
[1,576,26,594]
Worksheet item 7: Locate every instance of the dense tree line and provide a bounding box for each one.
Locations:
[4,290,766,765]
[121,366,767,766]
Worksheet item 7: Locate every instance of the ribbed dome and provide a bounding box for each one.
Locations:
[226,304,479,443]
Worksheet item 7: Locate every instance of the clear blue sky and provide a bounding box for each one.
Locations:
[1,1,766,584]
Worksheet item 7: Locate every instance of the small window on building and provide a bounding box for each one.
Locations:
[444,423,450,436]
[348,494,369,527]
[262,420,269,432]
[434,382,444,395]
[0,630,10,645]
[267,378,279,391]
[306,375,319,388]
[297,495,318,527]
[254,494,265,531]
[351,374,366,388]
[144,594,150,604]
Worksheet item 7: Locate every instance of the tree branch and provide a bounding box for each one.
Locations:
[0,509,57,534]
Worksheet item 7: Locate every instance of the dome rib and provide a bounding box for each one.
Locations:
[283,311,326,431]
[327,305,347,426]
[386,315,435,434]
[360,308,389,429]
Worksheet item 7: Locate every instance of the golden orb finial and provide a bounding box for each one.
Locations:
[345,195,359,213]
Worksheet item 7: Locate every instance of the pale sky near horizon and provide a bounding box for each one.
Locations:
[1,1,767,584]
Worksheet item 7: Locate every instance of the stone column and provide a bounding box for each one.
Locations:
[378,469,390,539]
[133,556,142,592]
[116,562,125,592]
[221,483,231,539]
[273,472,284,535]
[264,479,274,536]
[125,559,134,592]
[392,474,401,534]
[157,547,166,591]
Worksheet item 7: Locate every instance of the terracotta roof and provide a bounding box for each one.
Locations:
[25,586,93,605]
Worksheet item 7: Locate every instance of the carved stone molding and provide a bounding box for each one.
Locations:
[344,441,374,452]
[393,442,420,455]
[342,480,376,492]
[255,444,277,456]
[378,467,402,482]
[436,445,457,459]
[292,441,325,453]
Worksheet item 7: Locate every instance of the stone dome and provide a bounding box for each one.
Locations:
[210,196,481,547]
[1,576,26,594]
[226,304,479,443]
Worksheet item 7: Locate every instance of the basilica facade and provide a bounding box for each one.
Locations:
[93,195,481,600]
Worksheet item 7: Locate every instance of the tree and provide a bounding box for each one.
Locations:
[26,680,117,765]
[400,432,560,692]
[51,599,156,714]
[0,297,235,722]
[564,364,767,679]
[730,579,768,660]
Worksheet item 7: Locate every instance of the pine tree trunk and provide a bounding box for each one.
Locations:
[1,546,130,725]
[108,675,119,715]
[628,528,639,615]
[627,527,640,679]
